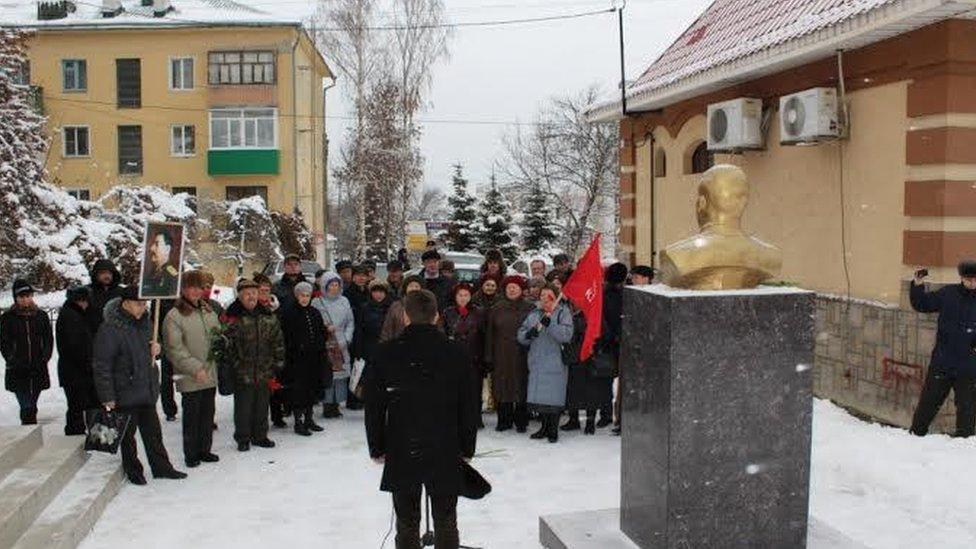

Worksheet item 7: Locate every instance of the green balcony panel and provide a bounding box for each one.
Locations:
[208,149,280,175]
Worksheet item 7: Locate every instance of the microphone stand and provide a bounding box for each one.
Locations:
[420,487,480,549]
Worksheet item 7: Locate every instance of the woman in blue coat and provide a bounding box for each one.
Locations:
[518,284,574,443]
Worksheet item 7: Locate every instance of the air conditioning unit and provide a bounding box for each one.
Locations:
[707,97,764,152]
[779,87,841,145]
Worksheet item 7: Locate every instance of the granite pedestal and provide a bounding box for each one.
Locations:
[620,285,815,548]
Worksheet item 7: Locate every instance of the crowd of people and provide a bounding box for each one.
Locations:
[0,247,656,486]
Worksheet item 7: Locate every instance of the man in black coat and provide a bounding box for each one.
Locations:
[1,280,52,425]
[909,260,976,437]
[273,254,307,315]
[93,286,186,485]
[365,290,479,549]
[420,250,453,311]
[344,265,371,410]
[56,286,99,435]
[86,259,123,331]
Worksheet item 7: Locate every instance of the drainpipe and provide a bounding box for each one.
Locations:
[291,32,300,214]
[649,132,656,267]
[322,75,337,267]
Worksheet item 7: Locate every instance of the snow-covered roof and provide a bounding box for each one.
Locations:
[587,0,976,122]
[0,0,307,29]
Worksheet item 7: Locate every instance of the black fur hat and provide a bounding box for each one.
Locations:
[959,260,976,278]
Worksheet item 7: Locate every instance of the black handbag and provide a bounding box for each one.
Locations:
[84,409,132,454]
[459,460,492,500]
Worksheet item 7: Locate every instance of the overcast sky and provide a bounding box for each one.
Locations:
[258,0,713,192]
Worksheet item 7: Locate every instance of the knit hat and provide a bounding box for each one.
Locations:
[294,281,314,296]
[120,285,141,301]
[12,279,35,299]
[334,260,353,272]
[502,275,527,290]
[401,274,425,295]
[66,285,91,303]
[181,270,206,289]
[606,263,629,285]
[959,260,976,278]
[631,265,655,280]
[236,279,259,292]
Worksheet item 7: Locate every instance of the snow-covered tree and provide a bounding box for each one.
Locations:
[520,179,558,254]
[476,174,518,263]
[444,163,478,252]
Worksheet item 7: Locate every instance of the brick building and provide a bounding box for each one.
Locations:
[588,0,976,432]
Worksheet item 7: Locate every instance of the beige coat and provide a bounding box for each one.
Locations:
[162,298,220,393]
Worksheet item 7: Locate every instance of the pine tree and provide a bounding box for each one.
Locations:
[445,163,479,252]
[476,174,519,263]
[520,179,557,254]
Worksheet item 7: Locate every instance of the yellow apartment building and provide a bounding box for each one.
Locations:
[3,0,334,263]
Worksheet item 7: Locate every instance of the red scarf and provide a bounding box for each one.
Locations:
[457,305,469,317]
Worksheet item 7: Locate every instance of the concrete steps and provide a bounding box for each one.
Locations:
[0,426,43,483]
[0,426,123,549]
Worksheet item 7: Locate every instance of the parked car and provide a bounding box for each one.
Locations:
[261,259,323,283]
[511,255,554,276]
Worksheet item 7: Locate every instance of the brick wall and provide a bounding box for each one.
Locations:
[813,284,954,433]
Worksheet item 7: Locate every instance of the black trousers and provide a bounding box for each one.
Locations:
[910,369,976,437]
[118,405,175,477]
[392,486,459,549]
[182,388,216,461]
[269,388,288,424]
[63,384,99,435]
[234,383,270,443]
[496,402,528,430]
[160,357,178,418]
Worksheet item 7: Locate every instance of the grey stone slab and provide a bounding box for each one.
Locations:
[540,509,872,549]
[620,287,816,549]
[0,426,43,483]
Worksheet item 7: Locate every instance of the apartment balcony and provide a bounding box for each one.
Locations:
[207,149,279,176]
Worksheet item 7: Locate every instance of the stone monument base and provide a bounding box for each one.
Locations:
[540,509,872,549]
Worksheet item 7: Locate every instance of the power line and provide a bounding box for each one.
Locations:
[43,94,544,127]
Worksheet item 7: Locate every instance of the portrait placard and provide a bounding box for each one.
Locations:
[138,222,185,299]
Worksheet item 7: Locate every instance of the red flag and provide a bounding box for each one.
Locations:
[562,234,603,361]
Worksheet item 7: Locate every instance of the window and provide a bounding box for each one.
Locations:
[210,108,277,149]
[62,126,90,157]
[170,57,194,90]
[13,61,30,86]
[208,51,275,85]
[62,60,87,91]
[653,148,667,178]
[226,186,268,203]
[116,59,141,108]
[171,125,196,156]
[172,186,197,196]
[66,189,91,201]
[118,125,143,175]
[689,142,714,175]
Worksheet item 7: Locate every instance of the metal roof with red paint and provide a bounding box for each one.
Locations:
[632,0,898,93]
[586,0,976,121]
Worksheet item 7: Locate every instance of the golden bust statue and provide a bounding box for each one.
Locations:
[659,164,782,290]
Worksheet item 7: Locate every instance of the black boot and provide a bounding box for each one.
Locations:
[294,411,311,436]
[530,415,548,440]
[305,409,324,432]
[322,403,342,419]
[584,411,596,435]
[547,414,560,443]
[561,411,581,431]
[496,404,513,432]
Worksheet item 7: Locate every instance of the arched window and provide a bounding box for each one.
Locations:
[689,142,714,174]
[653,148,667,178]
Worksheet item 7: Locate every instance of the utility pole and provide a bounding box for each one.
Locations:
[617,0,628,116]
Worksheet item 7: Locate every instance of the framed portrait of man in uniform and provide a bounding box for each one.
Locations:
[139,221,185,299]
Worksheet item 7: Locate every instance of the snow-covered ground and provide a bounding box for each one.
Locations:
[2,355,975,548]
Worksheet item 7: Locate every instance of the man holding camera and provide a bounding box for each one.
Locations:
[365,289,479,549]
[909,261,976,438]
